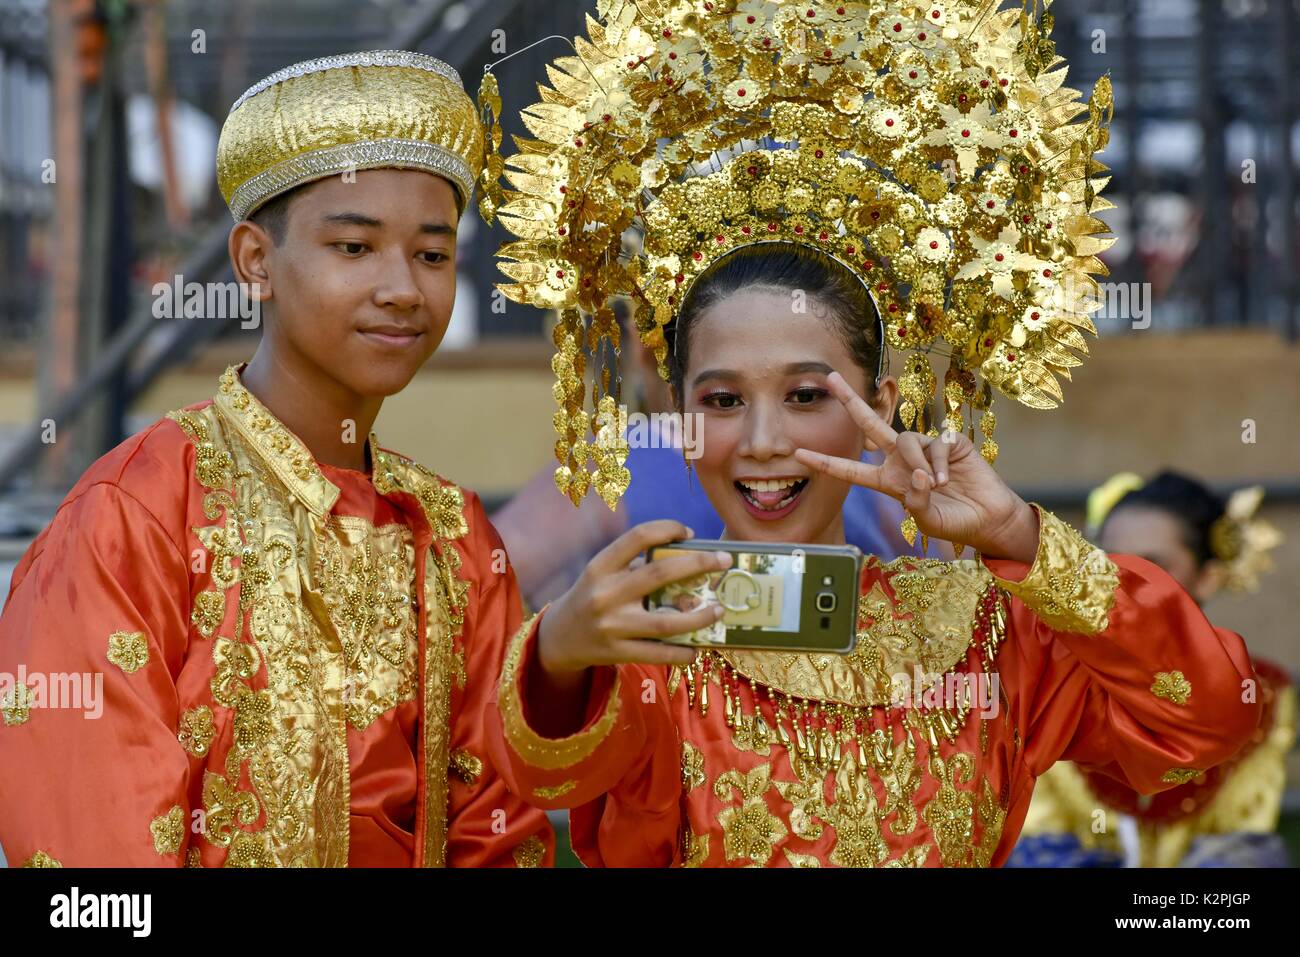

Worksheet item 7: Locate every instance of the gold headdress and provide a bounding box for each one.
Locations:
[218,50,484,221]
[484,1,1114,510]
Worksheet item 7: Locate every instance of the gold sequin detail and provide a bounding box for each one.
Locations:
[681,741,706,792]
[681,828,711,867]
[450,749,484,786]
[190,590,225,638]
[512,834,546,868]
[2,683,33,726]
[21,850,62,867]
[150,805,186,857]
[714,764,787,866]
[178,705,215,757]
[1162,768,1203,785]
[533,780,577,800]
[1151,671,1192,706]
[107,630,149,674]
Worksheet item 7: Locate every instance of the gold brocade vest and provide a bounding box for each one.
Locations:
[163,367,471,867]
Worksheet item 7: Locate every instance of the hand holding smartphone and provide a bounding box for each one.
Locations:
[643,539,862,653]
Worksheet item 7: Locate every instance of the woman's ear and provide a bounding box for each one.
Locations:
[870,374,899,433]
[1192,559,1224,605]
[228,221,275,303]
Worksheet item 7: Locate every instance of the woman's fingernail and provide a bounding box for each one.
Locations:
[684,526,695,538]
[937,471,947,484]
[714,551,733,566]
[714,605,727,620]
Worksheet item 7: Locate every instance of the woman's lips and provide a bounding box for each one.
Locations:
[735,478,807,521]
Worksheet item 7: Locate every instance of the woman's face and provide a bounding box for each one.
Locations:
[678,287,897,545]
[1099,505,1219,603]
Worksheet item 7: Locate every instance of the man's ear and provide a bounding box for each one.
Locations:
[228,220,275,303]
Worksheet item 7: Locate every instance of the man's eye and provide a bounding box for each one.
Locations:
[419,251,450,264]
[334,242,366,255]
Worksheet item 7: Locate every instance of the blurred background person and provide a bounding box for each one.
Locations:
[1012,470,1294,868]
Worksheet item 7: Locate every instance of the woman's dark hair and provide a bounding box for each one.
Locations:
[666,243,884,402]
[1105,470,1226,566]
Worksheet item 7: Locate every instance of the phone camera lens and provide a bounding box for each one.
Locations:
[815,592,836,613]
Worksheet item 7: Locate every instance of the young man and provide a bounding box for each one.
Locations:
[0,51,552,867]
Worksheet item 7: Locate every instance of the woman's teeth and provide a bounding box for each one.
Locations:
[737,478,806,510]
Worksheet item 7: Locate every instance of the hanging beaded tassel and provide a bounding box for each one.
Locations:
[475,70,505,224]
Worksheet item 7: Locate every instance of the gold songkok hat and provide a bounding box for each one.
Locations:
[218,50,485,221]
[483,0,1115,510]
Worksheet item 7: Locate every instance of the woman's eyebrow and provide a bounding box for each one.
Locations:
[691,368,739,387]
[783,361,833,376]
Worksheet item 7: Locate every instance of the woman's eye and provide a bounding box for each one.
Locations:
[333,242,367,255]
[701,392,741,410]
[789,387,826,405]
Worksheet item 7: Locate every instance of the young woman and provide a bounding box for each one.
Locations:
[484,245,1260,867]
[1017,471,1292,868]
[481,1,1261,867]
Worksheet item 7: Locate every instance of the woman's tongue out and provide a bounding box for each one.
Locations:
[736,478,807,517]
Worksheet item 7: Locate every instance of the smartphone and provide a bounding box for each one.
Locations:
[643,539,862,653]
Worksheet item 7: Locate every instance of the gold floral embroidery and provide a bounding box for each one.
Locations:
[21,850,62,867]
[681,828,711,867]
[185,849,203,868]
[990,504,1119,634]
[107,631,149,673]
[885,844,932,867]
[773,774,828,842]
[178,705,215,757]
[200,770,260,848]
[1,683,32,726]
[191,590,225,638]
[450,749,484,786]
[681,741,706,791]
[715,764,787,865]
[498,612,622,770]
[150,805,186,857]
[226,831,277,868]
[921,752,975,867]
[1151,671,1192,706]
[826,752,889,868]
[784,849,821,867]
[317,521,419,730]
[971,777,1006,868]
[534,780,577,799]
[1162,768,1202,785]
[512,835,546,867]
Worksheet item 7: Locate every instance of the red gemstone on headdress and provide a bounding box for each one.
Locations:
[768,223,778,232]
[676,273,685,283]
[815,149,824,158]
[980,79,989,88]
[1046,222,1053,229]
[705,1,713,8]
[845,245,855,254]
[932,8,941,17]
[918,31,927,40]
[763,37,771,46]
[893,22,902,32]
[556,270,565,278]
[558,227,567,235]
[994,253,1004,262]
[583,121,591,129]
[747,15,755,23]
[871,211,880,219]
[862,260,873,270]
[1043,269,1052,277]
[747,165,758,177]
[795,225,804,234]
[716,234,725,243]
[807,9,816,17]
[986,201,996,209]
[1007,352,1016,360]
[984,337,993,346]
[628,61,635,68]
[1019,164,1028,173]
[559,186,567,193]
[603,114,612,122]
[693,251,703,260]
[886,118,894,126]
[663,28,672,37]
[742,225,752,234]
[1030,311,1040,320]
[889,305,899,314]
[959,94,967,103]
[1000,78,1009,86]
[1009,129,1018,137]
[929,241,938,249]
[909,70,918,79]
[819,231,828,240]
[1023,214,1031,222]
[738,89,747,96]
[669,52,677,60]
[961,129,970,137]
[838,6,846,13]
[877,282,888,291]
[574,139,583,146]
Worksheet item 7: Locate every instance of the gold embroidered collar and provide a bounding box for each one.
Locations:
[212,365,384,517]
[720,557,996,708]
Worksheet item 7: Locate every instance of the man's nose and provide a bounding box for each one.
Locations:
[373,250,425,310]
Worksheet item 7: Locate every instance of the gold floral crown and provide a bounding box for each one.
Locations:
[481,0,1114,509]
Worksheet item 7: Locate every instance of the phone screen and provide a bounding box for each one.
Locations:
[647,547,806,643]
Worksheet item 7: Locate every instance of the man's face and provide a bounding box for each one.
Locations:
[255,168,460,399]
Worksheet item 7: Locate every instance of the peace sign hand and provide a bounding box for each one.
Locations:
[793,372,1040,563]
